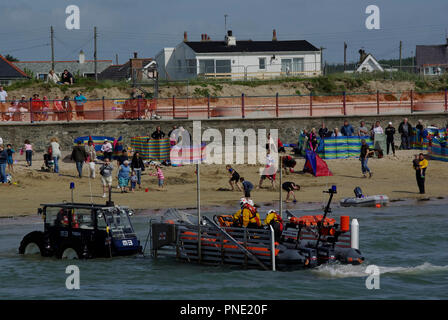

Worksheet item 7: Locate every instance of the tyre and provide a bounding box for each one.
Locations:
[19,231,44,256]
[56,242,82,260]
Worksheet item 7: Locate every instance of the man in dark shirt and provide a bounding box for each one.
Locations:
[398,118,413,150]
[61,70,74,85]
[71,141,88,178]
[385,122,396,156]
[151,126,166,139]
[116,150,128,167]
[360,139,373,178]
[282,181,300,203]
[341,120,355,136]
[318,123,329,139]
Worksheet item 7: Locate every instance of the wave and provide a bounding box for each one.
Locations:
[312,262,448,278]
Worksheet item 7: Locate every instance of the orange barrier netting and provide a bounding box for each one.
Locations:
[0,91,446,123]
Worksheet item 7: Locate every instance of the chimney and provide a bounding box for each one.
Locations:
[79,50,85,64]
[133,52,138,59]
[272,29,277,41]
[184,31,188,42]
[359,49,367,63]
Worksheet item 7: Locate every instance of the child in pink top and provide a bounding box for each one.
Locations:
[151,164,164,188]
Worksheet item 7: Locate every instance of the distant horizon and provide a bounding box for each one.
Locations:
[1,0,447,64]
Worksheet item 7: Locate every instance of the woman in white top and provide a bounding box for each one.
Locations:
[331,128,342,137]
[47,70,60,84]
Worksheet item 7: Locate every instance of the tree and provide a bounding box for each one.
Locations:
[3,54,19,62]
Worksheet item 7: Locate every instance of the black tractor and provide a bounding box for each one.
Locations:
[19,202,141,259]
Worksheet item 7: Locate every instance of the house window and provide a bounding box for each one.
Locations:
[292,58,304,73]
[259,58,266,70]
[177,60,182,70]
[281,59,292,74]
[199,59,215,74]
[215,60,231,74]
[186,59,197,74]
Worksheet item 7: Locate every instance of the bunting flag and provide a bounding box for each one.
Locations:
[73,136,123,159]
[131,136,171,161]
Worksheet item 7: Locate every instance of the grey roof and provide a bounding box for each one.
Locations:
[14,60,112,76]
[185,40,320,53]
[0,55,29,80]
[98,59,153,80]
[416,45,448,66]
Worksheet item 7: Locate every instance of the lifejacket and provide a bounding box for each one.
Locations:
[216,215,234,227]
[264,212,284,233]
[240,204,262,227]
[289,215,336,227]
[71,213,79,229]
[62,215,69,227]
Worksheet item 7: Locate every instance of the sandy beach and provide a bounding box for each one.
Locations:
[0,149,446,217]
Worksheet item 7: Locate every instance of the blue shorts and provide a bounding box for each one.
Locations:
[7,157,13,165]
[158,179,164,187]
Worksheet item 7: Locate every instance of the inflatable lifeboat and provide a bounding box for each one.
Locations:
[340,187,389,207]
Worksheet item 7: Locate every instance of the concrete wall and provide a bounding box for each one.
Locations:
[0,112,447,152]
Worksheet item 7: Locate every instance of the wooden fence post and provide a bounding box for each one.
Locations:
[445,89,447,112]
[102,96,105,121]
[207,95,210,119]
[29,98,33,123]
[410,90,414,113]
[275,93,279,118]
[343,91,346,115]
[376,90,380,115]
[309,92,313,117]
[172,95,176,119]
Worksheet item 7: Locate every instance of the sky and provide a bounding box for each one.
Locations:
[1,0,448,64]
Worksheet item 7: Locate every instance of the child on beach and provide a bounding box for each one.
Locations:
[23,140,33,167]
[130,170,138,192]
[6,144,15,173]
[151,164,165,189]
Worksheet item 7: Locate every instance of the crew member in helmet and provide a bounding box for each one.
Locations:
[264,209,284,240]
[233,198,262,228]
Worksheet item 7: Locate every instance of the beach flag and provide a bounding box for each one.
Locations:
[303,150,332,177]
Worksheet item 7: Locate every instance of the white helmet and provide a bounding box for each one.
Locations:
[239,198,248,207]
[247,199,254,206]
[267,209,277,215]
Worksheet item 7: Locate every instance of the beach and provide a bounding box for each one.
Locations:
[0,149,446,217]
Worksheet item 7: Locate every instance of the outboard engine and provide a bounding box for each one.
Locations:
[354,187,364,198]
[334,247,365,265]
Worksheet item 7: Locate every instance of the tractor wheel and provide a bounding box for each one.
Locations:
[19,231,44,256]
[57,242,82,260]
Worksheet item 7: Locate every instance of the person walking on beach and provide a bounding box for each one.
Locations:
[85,140,96,178]
[118,160,131,193]
[385,122,396,156]
[415,153,428,194]
[130,151,145,189]
[100,158,114,198]
[23,140,33,167]
[150,164,165,189]
[49,138,61,174]
[398,118,413,150]
[282,181,300,203]
[360,139,373,178]
[6,144,15,173]
[71,141,87,178]
[240,177,254,199]
[0,145,8,183]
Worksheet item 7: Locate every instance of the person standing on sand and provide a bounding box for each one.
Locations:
[71,141,87,178]
[398,118,413,150]
[385,122,396,156]
[0,145,8,183]
[100,158,114,198]
[130,151,145,189]
[23,139,33,167]
[101,139,113,161]
[358,121,369,136]
[239,177,254,199]
[6,144,15,173]
[415,153,428,194]
[118,160,131,193]
[85,140,97,178]
[49,137,61,174]
[360,139,373,178]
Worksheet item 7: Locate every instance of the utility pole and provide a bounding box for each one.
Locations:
[115,54,118,65]
[399,40,403,70]
[94,26,98,81]
[344,42,347,72]
[50,26,55,70]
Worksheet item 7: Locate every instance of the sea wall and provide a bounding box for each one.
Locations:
[1,112,447,152]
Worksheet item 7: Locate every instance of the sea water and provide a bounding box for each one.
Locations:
[0,201,447,300]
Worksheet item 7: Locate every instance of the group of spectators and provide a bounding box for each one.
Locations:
[306,117,422,155]
[0,87,87,122]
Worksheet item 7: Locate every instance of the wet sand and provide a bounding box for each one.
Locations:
[1,149,446,217]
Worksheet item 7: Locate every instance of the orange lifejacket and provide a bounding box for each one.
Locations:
[289,215,336,227]
[240,204,262,227]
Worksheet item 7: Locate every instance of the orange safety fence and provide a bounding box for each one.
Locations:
[0,91,447,123]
